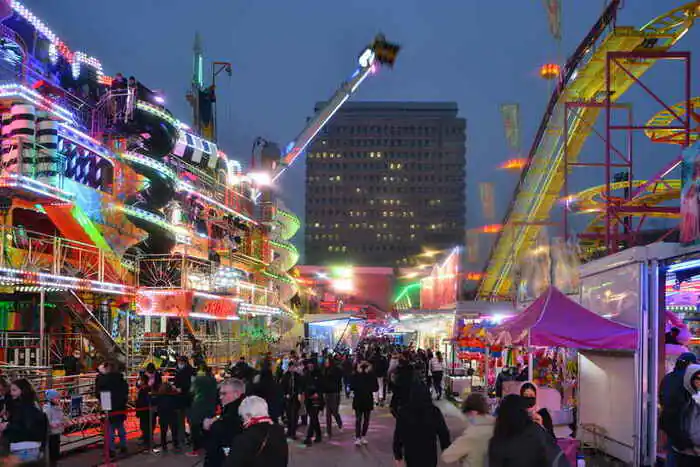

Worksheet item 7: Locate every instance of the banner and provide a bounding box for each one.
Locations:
[193,296,239,319]
[680,142,700,244]
[136,290,192,317]
[542,0,562,41]
[479,182,495,221]
[500,104,521,154]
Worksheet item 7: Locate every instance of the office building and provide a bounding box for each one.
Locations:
[305,102,466,267]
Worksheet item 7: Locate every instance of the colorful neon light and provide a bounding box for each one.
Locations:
[0,84,74,123]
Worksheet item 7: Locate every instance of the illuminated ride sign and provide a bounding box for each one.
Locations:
[136,289,240,320]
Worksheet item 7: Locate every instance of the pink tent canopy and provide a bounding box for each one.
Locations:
[488,287,637,350]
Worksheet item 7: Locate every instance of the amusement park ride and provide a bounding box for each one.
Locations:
[478,0,700,300]
[0,1,399,369]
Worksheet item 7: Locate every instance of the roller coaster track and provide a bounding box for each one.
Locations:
[478,1,700,299]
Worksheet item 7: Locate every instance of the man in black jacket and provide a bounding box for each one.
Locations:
[95,361,129,457]
[281,360,305,440]
[321,356,344,438]
[173,355,195,447]
[203,378,245,467]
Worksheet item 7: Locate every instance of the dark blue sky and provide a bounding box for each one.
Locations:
[26,0,698,266]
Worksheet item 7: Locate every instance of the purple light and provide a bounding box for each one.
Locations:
[154,95,165,104]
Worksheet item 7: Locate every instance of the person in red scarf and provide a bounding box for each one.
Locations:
[225,396,288,467]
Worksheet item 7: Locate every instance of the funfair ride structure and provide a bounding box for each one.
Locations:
[0,1,397,370]
[478,0,699,299]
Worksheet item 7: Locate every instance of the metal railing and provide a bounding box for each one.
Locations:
[0,224,135,287]
[136,254,271,304]
[0,50,96,130]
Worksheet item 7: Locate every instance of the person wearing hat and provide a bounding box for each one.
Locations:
[43,389,67,466]
[660,352,698,467]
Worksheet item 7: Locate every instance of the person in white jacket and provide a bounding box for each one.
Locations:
[441,393,494,467]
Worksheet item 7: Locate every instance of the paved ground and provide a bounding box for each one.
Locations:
[63,398,468,467]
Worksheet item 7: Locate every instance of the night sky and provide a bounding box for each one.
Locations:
[25,0,699,267]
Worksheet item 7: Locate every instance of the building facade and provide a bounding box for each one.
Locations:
[305,102,466,267]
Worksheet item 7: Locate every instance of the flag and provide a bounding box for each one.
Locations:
[466,229,479,263]
[500,104,521,155]
[479,182,495,221]
[543,0,562,41]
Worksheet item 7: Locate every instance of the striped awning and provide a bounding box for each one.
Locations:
[172,131,218,170]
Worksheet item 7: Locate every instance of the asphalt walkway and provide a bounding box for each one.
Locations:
[62,397,468,467]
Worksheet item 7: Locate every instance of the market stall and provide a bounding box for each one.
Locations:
[487,287,638,463]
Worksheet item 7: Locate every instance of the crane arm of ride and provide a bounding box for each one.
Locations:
[271,36,400,184]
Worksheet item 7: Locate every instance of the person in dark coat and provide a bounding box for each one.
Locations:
[135,374,154,446]
[95,361,130,457]
[281,361,304,440]
[0,376,10,414]
[390,354,414,417]
[342,355,354,398]
[488,395,566,467]
[302,359,325,446]
[190,364,219,454]
[144,362,163,392]
[252,369,283,425]
[370,352,389,404]
[225,396,288,467]
[321,357,344,438]
[62,349,84,376]
[231,357,255,383]
[660,352,698,467]
[173,356,195,446]
[520,382,555,439]
[0,379,47,463]
[203,379,246,467]
[393,382,451,467]
[154,382,181,452]
[351,361,379,446]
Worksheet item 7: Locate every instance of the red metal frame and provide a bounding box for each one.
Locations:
[563,49,692,254]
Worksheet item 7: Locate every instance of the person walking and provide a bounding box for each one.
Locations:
[393,382,451,467]
[321,357,344,438]
[429,352,445,400]
[488,395,567,467]
[441,393,494,467]
[281,360,304,440]
[302,359,325,446]
[351,361,379,446]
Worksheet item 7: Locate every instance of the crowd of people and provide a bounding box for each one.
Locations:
[0,337,580,467]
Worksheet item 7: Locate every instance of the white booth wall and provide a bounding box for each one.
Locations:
[578,242,700,466]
